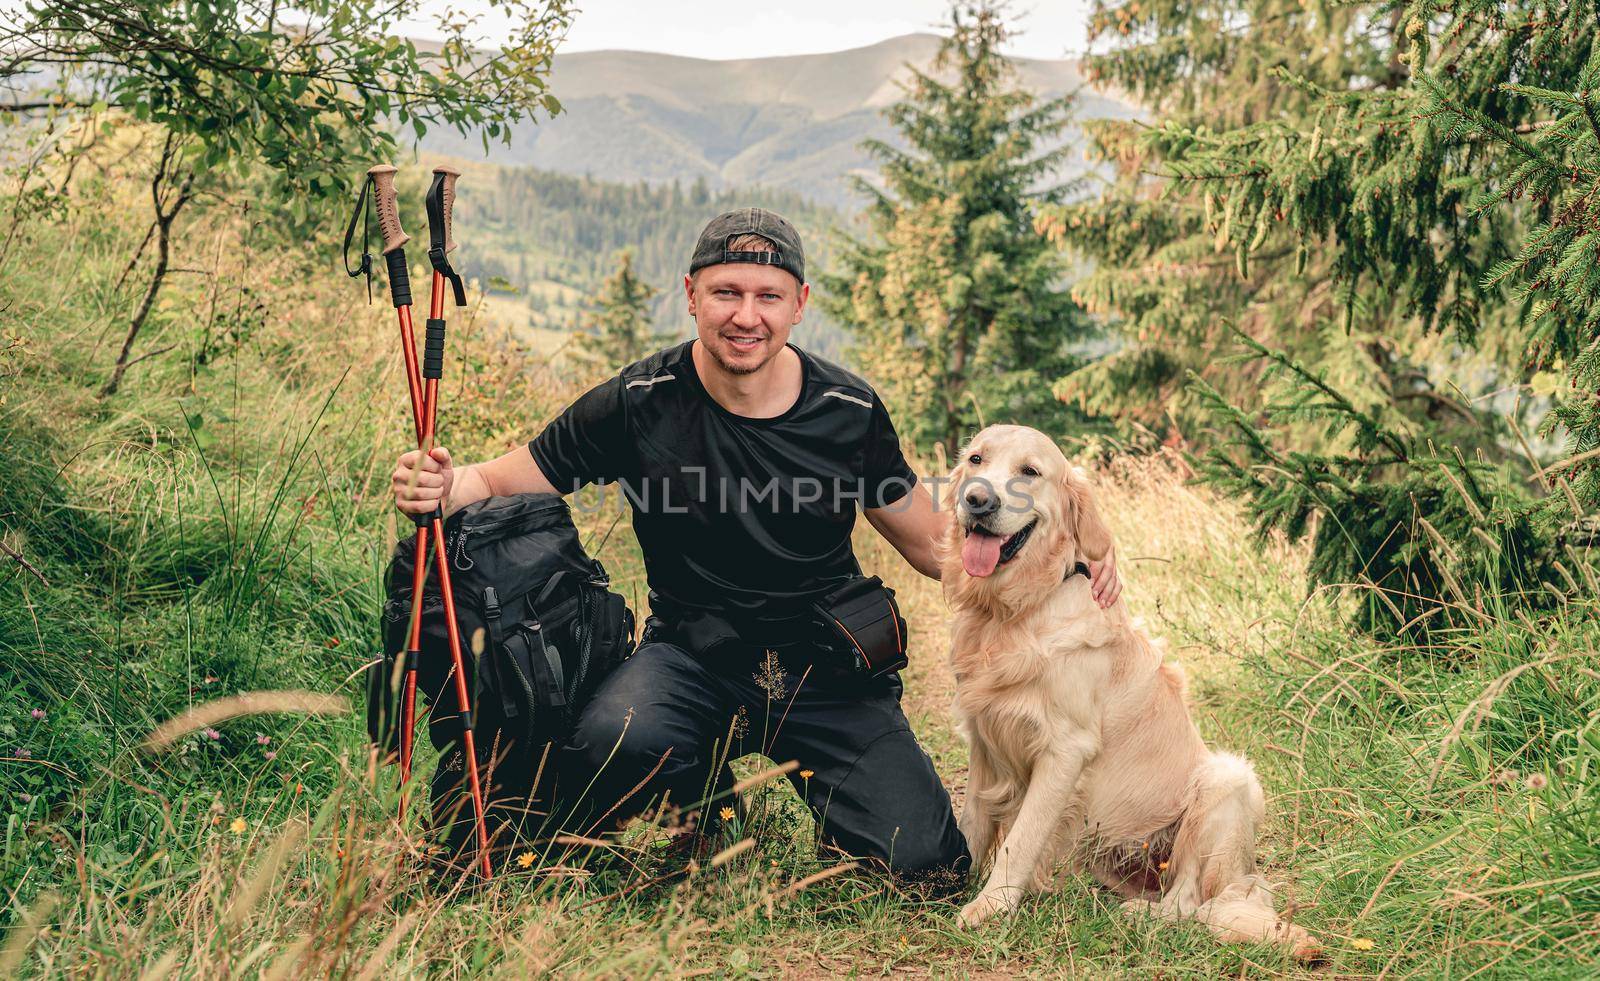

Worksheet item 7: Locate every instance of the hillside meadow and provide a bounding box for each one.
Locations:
[2,146,1598,979]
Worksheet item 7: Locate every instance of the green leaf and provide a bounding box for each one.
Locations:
[1529,371,1562,397]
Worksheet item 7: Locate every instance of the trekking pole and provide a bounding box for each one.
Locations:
[416,164,493,878]
[367,164,492,879]
[364,165,427,812]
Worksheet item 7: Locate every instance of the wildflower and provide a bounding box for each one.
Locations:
[1159,861,1170,871]
[30,708,45,720]
[204,676,217,685]
[294,783,304,794]
[752,650,787,701]
[18,793,30,804]
[229,817,247,834]
[13,748,30,759]
[263,751,277,761]
[1490,768,1518,787]
[256,734,272,745]
[799,769,814,780]
[1351,938,1375,951]
[203,728,221,741]
[517,851,536,869]
[719,806,736,822]
[1525,772,1549,791]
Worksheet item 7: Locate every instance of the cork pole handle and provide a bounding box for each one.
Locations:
[367,164,410,255]
[431,165,459,254]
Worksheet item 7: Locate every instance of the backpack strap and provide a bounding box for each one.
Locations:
[483,586,521,720]
[526,623,567,710]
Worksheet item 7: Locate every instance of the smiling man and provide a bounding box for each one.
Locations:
[392,208,1121,884]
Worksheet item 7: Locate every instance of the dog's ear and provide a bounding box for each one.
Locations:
[1068,472,1113,561]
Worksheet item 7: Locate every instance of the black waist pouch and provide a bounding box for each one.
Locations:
[811,576,908,678]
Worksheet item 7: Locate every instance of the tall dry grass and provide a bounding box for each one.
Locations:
[3,135,1596,977]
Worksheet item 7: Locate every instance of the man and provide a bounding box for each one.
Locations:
[393,208,1122,882]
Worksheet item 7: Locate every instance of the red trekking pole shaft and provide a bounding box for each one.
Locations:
[420,164,492,878]
[369,165,492,879]
[367,166,428,813]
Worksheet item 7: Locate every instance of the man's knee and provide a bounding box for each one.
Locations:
[883,826,971,893]
[569,702,675,774]
[560,642,712,811]
[810,726,971,891]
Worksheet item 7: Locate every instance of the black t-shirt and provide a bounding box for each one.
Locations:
[529,340,917,632]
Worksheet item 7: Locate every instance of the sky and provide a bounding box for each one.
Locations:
[405,1,1093,61]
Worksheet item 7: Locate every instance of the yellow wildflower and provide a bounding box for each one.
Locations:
[719,806,736,822]
[1352,938,1376,951]
[800,769,814,779]
[229,817,247,834]
[517,851,536,869]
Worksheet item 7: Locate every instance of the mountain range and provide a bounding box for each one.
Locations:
[426,33,1139,210]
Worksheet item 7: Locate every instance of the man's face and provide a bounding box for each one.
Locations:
[684,264,809,376]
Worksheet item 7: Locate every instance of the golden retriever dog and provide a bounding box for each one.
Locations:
[941,425,1319,960]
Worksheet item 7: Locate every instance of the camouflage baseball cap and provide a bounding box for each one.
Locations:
[689,208,805,284]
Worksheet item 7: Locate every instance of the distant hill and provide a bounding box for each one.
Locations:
[445,161,855,357]
[423,34,1140,210]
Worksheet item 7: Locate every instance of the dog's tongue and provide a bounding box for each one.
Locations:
[962,531,1007,578]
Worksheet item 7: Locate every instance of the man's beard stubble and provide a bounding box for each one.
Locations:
[704,335,767,376]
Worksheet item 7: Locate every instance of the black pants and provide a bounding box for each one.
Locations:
[554,633,970,883]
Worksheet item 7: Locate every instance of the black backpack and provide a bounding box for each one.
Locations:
[367,493,636,757]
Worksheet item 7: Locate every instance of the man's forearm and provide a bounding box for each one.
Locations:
[867,484,949,581]
[445,463,493,516]
[910,544,942,581]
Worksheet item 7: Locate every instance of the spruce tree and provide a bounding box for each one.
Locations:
[1044,0,1518,446]
[569,250,670,375]
[823,1,1093,457]
[1050,0,1600,630]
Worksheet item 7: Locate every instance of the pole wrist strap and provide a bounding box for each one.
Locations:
[342,175,374,303]
[425,175,467,307]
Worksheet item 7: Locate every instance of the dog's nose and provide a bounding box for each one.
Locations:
[964,488,998,515]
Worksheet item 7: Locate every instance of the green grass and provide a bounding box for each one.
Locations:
[2,143,1597,978]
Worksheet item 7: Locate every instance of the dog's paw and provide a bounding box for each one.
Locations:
[957,890,1015,928]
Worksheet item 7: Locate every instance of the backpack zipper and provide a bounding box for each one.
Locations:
[571,587,595,702]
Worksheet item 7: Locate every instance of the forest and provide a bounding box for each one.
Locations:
[0,0,1595,976]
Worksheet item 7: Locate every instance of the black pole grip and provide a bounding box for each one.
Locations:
[385,251,412,309]
[423,318,446,379]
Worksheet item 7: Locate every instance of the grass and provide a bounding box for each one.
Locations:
[2,140,1598,978]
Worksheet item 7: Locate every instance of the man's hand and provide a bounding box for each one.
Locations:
[393,446,454,517]
[1089,545,1123,608]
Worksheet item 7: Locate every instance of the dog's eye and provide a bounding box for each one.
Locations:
[1020,465,1039,477]
[968,453,982,465]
